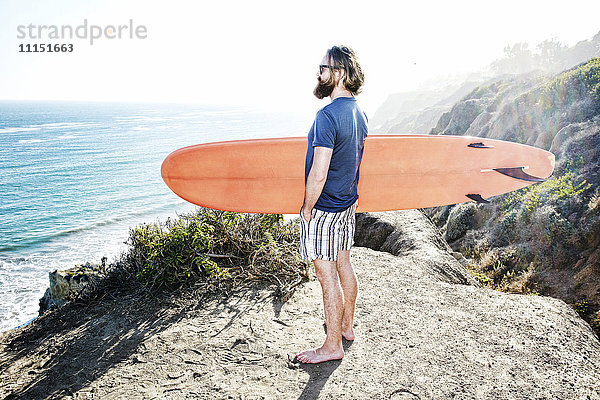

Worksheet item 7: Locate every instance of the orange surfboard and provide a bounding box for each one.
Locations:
[161,135,555,214]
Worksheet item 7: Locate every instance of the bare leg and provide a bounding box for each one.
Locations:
[296,258,344,364]
[336,250,358,340]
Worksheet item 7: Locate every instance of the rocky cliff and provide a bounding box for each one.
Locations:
[421,58,600,335]
[1,210,599,399]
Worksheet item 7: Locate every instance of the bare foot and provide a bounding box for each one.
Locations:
[296,346,344,364]
[341,326,355,341]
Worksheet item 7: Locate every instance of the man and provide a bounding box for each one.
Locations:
[296,45,368,364]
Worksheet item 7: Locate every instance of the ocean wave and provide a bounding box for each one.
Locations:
[56,134,80,140]
[114,116,172,123]
[0,127,41,133]
[35,122,101,129]
[0,256,54,332]
[17,139,45,144]
[0,202,188,254]
[0,123,99,134]
[0,102,306,332]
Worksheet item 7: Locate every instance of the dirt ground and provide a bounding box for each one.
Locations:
[2,211,600,399]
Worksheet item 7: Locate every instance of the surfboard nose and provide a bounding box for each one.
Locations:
[160,151,174,188]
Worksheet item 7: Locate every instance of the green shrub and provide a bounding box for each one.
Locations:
[545,58,600,104]
[573,299,589,317]
[124,208,306,295]
[501,172,591,222]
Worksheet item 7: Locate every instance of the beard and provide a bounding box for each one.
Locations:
[313,75,335,99]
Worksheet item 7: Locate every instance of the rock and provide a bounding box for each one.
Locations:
[39,262,104,314]
[424,204,452,227]
[38,289,53,315]
[385,106,448,135]
[355,210,480,286]
[391,62,600,335]
[433,99,485,135]
[444,202,477,242]
[464,111,494,137]
[355,213,395,251]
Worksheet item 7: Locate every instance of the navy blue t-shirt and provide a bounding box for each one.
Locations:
[305,97,368,212]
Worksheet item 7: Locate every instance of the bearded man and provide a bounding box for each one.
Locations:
[296,45,368,364]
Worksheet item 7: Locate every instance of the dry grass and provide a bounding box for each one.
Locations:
[69,209,308,306]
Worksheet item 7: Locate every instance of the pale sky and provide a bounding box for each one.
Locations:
[1,0,599,115]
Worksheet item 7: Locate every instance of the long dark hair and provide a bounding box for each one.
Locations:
[326,45,365,95]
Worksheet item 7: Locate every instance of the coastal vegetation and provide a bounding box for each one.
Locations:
[127,210,305,294]
[424,57,600,336]
[73,209,307,304]
[544,57,600,103]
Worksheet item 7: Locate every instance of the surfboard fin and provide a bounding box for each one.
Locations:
[466,194,490,203]
[468,142,494,149]
[493,167,547,182]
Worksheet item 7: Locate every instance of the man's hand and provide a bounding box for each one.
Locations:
[301,207,312,223]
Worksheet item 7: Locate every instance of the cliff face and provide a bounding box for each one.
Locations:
[431,60,600,147]
[421,58,600,334]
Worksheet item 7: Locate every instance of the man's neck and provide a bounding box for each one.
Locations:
[330,86,353,101]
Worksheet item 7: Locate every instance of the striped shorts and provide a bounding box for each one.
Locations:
[299,201,358,262]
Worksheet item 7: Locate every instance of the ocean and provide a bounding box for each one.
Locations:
[0,101,310,332]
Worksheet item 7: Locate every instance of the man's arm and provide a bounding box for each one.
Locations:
[302,146,333,222]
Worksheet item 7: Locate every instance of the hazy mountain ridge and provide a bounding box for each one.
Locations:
[371,80,483,133]
[373,31,600,136]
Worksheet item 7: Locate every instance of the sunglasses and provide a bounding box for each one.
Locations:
[319,64,342,74]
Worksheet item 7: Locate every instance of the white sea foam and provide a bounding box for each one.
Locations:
[0,257,48,332]
[0,127,41,133]
[36,122,101,129]
[17,139,45,144]
[56,134,80,140]
[0,200,194,332]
